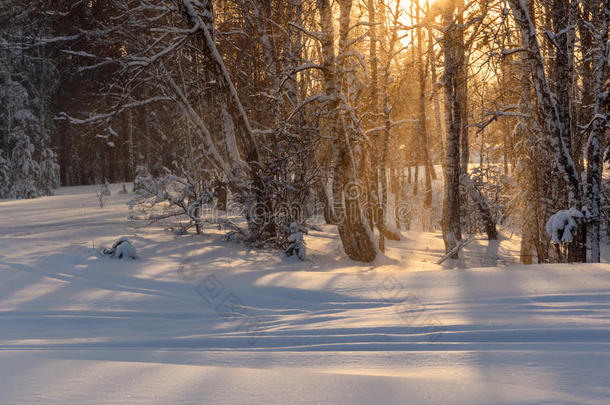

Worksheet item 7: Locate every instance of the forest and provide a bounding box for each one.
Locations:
[3,1,610,403]
[1,0,609,264]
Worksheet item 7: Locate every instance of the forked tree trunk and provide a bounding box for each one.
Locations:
[319,0,376,262]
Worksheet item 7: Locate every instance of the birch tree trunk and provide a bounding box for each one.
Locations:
[429,27,445,162]
[416,0,433,211]
[457,4,469,175]
[319,0,376,262]
[585,0,609,262]
[377,1,402,248]
[441,6,463,256]
[367,0,383,247]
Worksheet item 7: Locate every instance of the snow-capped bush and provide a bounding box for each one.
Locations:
[546,208,584,243]
[128,166,214,234]
[285,222,306,260]
[102,237,137,260]
[132,166,156,195]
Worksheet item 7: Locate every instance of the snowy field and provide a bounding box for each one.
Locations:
[1,184,610,404]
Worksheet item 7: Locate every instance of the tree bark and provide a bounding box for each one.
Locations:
[441,6,463,257]
[585,0,609,262]
[416,0,433,211]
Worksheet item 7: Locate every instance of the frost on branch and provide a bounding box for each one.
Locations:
[545,208,584,244]
[128,166,214,235]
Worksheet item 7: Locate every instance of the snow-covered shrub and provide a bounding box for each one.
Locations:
[102,237,137,260]
[284,222,306,260]
[128,166,214,234]
[546,208,584,244]
[132,165,156,195]
[96,183,110,208]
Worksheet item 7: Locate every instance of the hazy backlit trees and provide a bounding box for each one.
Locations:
[2,0,608,263]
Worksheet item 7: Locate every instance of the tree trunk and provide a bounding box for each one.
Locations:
[441,7,463,257]
[319,0,376,262]
[457,6,469,176]
[416,1,433,210]
[429,26,445,164]
[367,0,383,246]
[585,0,609,262]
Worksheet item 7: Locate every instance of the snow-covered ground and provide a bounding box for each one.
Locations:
[1,184,609,404]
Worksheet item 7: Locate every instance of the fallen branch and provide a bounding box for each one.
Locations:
[436,235,475,265]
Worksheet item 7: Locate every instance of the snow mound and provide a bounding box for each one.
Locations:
[103,236,137,260]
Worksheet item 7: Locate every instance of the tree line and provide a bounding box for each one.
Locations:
[0,0,608,263]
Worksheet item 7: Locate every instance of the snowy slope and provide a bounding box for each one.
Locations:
[1,185,609,404]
